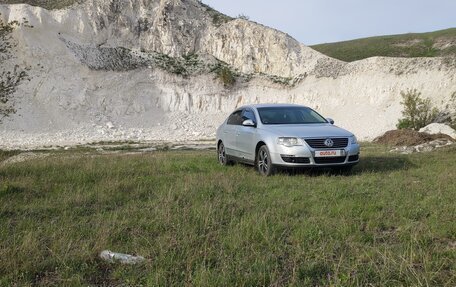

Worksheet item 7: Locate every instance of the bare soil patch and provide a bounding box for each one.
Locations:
[374,129,454,146]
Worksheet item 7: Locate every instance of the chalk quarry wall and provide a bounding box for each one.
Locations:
[0,0,455,149]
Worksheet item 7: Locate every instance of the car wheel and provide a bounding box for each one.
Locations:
[218,142,232,166]
[257,145,276,176]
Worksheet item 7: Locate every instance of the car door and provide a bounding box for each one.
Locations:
[236,108,257,162]
[223,110,243,157]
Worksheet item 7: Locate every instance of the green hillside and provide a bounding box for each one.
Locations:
[311,28,456,62]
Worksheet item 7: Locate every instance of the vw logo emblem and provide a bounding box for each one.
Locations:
[324,138,334,147]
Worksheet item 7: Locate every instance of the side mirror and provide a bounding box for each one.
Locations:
[242,119,256,127]
[326,118,335,125]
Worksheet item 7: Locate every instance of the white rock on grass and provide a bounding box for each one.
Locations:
[99,250,145,265]
[419,123,456,139]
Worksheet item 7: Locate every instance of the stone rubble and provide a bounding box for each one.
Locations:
[390,139,454,154]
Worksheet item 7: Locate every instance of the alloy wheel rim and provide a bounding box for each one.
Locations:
[258,149,269,174]
[218,144,226,164]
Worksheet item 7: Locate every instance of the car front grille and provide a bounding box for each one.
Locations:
[314,156,346,164]
[305,138,348,149]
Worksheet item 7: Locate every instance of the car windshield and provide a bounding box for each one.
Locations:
[257,106,327,125]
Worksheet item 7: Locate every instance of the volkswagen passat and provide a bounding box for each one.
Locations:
[216,104,360,176]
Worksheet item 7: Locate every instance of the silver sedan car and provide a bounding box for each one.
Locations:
[216,104,360,175]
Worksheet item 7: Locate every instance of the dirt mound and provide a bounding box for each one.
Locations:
[374,129,455,146]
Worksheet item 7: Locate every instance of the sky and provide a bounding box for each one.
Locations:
[202,0,456,45]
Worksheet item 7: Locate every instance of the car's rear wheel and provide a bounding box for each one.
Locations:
[257,145,276,176]
[218,142,232,166]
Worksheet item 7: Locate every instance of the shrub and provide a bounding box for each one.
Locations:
[0,17,22,122]
[396,118,413,130]
[448,92,456,129]
[396,89,439,131]
[237,14,250,20]
[198,1,233,27]
[217,66,236,87]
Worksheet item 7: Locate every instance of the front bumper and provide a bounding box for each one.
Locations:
[269,143,360,167]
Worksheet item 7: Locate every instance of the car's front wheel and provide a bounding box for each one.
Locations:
[257,145,276,176]
[218,142,232,166]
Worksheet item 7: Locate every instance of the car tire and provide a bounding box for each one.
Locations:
[218,142,232,166]
[257,145,276,176]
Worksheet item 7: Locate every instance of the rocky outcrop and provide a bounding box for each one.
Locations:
[0,0,455,149]
[0,0,329,77]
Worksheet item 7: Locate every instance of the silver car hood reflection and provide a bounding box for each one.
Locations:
[260,124,353,138]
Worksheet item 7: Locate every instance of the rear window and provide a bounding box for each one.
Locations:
[258,107,327,125]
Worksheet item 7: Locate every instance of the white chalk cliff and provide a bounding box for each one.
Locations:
[0,0,455,149]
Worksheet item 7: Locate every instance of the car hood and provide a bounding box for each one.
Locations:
[262,124,354,138]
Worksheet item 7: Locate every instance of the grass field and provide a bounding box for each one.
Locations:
[0,144,455,286]
[311,28,456,62]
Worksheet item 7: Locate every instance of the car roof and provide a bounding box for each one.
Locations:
[239,103,310,110]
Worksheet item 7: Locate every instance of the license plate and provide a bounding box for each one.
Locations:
[315,150,344,157]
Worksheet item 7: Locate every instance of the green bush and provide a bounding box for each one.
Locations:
[217,66,236,87]
[198,1,233,27]
[396,89,439,130]
[0,17,21,122]
[237,14,250,20]
[396,118,413,130]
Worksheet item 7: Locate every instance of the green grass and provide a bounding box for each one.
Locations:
[311,28,456,62]
[0,150,19,162]
[0,144,455,286]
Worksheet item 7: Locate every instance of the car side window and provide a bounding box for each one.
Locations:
[242,109,256,123]
[227,110,243,125]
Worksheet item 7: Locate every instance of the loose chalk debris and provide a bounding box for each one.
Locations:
[99,250,145,265]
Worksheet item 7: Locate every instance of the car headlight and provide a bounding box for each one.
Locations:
[350,135,358,145]
[277,137,304,147]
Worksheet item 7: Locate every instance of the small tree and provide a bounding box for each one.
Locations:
[217,66,236,87]
[396,89,438,130]
[448,92,456,129]
[0,72,20,122]
[0,18,20,123]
